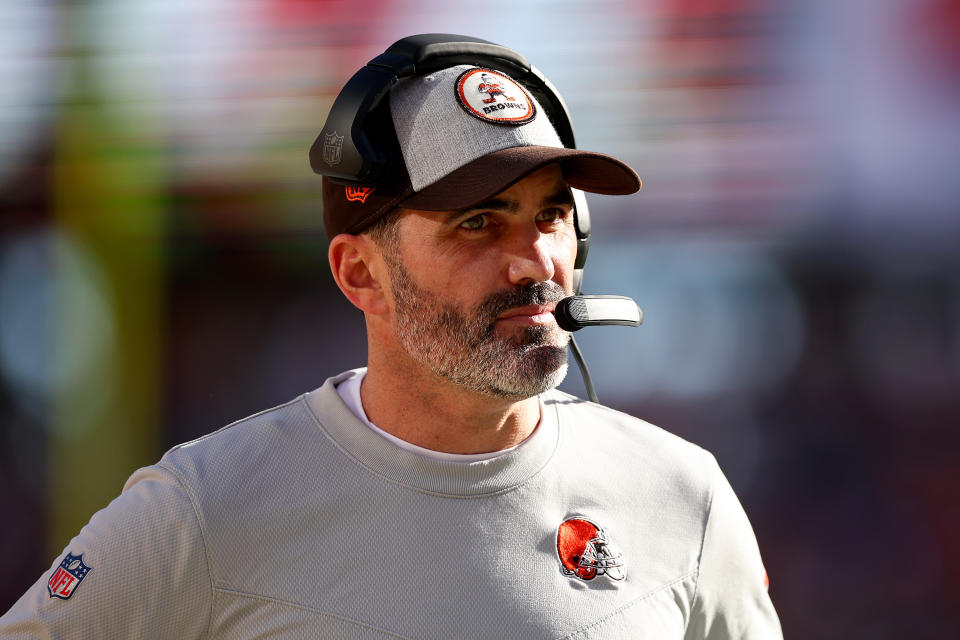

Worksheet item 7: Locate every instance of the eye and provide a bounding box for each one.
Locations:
[536,207,569,224]
[459,213,490,231]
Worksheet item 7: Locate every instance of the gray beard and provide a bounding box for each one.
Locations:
[387,258,570,399]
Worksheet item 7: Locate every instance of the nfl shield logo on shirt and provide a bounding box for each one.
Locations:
[47,553,91,600]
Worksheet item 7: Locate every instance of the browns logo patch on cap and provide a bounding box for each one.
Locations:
[455,68,536,125]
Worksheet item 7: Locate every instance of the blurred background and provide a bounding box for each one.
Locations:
[1,0,959,636]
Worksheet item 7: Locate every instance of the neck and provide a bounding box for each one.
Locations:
[360,347,541,455]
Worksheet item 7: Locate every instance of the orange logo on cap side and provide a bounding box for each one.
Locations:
[345,186,375,203]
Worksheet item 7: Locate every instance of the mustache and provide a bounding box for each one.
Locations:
[476,281,568,325]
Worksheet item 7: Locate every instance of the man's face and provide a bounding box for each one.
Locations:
[379,165,578,399]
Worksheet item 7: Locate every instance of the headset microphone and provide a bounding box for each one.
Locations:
[555,295,643,332]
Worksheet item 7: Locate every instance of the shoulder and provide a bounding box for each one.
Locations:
[160,393,316,484]
[162,369,362,480]
[544,388,718,500]
[153,371,364,524]
[545,388,695,446]
[147,390,338,538]
[166,393,307,450]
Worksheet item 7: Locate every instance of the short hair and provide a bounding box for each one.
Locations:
[361,207,402,257]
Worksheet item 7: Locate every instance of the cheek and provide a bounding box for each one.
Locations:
[395,252,484,311]
[553,230,580,279]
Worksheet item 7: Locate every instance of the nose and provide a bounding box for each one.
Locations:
[506,229,556,286]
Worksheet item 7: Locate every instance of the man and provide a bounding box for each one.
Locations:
[1,35,781,638]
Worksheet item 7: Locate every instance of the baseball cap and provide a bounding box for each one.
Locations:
[321,64,641,238]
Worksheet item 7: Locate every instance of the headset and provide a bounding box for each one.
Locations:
[311,33,642,402]
[309,33,592,294]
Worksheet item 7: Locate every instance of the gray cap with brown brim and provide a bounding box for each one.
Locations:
[322,64,640,237]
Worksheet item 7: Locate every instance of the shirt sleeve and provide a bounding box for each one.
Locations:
[685,455,783,640]
[0,464,212,639]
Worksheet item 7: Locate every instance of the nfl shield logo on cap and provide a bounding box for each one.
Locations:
[47,553,92,600]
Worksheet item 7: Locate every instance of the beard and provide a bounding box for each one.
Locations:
[387,257,571,399]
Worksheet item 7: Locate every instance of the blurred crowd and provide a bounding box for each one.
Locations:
[2,1,959,636]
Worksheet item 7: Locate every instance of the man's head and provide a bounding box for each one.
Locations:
[317,35,641,399]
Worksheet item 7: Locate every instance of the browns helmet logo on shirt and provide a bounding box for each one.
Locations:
[556,516,625,582]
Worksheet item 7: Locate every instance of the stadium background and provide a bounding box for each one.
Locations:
[1,0,959,636]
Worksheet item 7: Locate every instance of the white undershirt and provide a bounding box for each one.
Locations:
[335,370,537,462]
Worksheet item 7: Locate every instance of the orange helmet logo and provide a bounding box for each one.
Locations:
[556,517,624,582]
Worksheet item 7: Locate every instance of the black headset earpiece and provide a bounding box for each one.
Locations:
[310,33,591,290]
[572,189,590,295]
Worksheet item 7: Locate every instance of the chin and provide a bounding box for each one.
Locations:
[483,349,570,399]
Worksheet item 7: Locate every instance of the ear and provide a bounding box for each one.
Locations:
[328,233,390,316]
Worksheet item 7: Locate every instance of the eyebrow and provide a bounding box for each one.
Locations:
[541,187,575,210]
[447,186,575,223]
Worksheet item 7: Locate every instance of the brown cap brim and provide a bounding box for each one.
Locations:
[322,146,641,238]
[400,145,641,211]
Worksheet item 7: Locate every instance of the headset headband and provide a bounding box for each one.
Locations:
[310,34,578,185]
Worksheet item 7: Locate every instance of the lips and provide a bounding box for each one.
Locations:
[496,304,557,324]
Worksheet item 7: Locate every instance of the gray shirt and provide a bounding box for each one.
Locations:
[1,369,781,638]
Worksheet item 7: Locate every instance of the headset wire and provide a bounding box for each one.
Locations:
[568,335,598,403]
